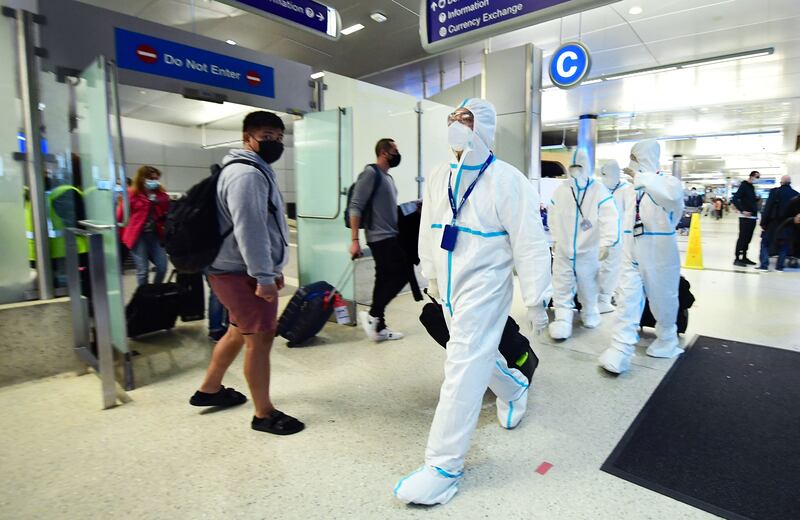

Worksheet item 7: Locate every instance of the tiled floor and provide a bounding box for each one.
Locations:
[0,213,797,519]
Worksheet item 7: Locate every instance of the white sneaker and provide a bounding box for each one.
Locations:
[646,337,683,358]
[599,347,632,374]
[359,311,379,341]
[376,327,404,342]
[598,295,615,314]
[496,386,529,430]
[581,312,601,329]
[394,465,461,505]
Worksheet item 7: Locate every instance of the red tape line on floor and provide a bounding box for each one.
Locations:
[536,462,553,475]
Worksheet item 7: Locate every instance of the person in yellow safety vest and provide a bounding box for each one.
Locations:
[25,183,88,264]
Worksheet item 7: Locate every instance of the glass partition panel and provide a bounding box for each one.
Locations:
[295,108,354,301]
[76,58,128,353]
[0,15,33,304]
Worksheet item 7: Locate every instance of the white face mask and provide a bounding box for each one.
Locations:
[569,166,585,179]
[448,122,473,152]
[628,159,643,174]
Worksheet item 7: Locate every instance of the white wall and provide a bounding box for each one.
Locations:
[120,117,296,205]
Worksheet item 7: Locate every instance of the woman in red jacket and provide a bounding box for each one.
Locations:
[118,166,170,286]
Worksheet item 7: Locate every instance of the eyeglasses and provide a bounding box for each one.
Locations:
[447,111,474,125]
[251,132,284,143]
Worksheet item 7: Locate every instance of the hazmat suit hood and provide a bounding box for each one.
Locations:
[599,160,621,190]
[452,98,496,166]
[630,140,661,174]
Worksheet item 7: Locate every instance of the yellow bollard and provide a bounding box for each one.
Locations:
[683,212,704,270]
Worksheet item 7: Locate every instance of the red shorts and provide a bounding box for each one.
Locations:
[208,273,278,334]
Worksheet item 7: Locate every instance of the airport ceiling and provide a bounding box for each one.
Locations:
[83,0,800,137]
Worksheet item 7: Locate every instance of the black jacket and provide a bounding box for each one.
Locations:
[732,181,758,215]
[761,184,800,230]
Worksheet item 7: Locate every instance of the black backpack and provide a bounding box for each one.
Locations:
[344,164,382,229]
[164,159,277,273]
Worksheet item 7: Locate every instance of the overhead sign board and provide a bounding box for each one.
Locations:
[115,28,276,98]
[420,0,615,53]
[549,42,591,88]
[216,0,339,40]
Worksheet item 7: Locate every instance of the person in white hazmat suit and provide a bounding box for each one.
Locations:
[598,140,685,374]
[546,161,619,340]
[393,99,552,506]
[597,160,632,313]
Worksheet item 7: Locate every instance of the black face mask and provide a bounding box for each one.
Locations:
[388,152,401,168]
[256,139,284,164]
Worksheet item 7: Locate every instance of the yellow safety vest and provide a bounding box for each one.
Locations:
[26,184,88,261]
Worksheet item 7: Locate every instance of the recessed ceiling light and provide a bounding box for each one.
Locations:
[629,6,643,15]
[310,72,325,79]
[700,107,710,112]
[370,11,387,23]
[341,23,364,35]
[225,39,237,45]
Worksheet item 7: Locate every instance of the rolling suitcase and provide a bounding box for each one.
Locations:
[277,264,354,348]
[126,280,181,338]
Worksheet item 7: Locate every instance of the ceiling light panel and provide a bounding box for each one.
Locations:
[341,24,364,36]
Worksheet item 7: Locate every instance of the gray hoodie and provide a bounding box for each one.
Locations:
[209,149,289,286]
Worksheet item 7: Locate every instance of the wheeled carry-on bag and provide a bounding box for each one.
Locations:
[277,264,354,348]
[126,277,181,338]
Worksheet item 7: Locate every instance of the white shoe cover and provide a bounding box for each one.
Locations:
[359,311,379,341]
[646,337,683,358]
[598,296,615,314]
[394,465,461,505]
[548,319,572,339]
[496,387,529,430]
[599,347,632,374]
[581,312,601,329]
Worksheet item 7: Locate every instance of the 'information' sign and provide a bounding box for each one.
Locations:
[420,0,615,53]
[216,0,340,40]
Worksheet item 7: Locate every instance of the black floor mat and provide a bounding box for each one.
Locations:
[602,336,800,520]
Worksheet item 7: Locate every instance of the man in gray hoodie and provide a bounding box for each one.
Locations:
[190,111,302,436]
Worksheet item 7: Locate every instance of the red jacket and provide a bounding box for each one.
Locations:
[117,189,170,249]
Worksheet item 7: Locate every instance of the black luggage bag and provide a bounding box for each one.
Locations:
[640,275,695,334]
[176,272,205,322]
[277,265,354,348]
[419,297,539,382]
[126,281,181,338]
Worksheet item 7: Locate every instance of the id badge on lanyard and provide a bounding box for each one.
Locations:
[633,192,644,237]
[441,154,494,252]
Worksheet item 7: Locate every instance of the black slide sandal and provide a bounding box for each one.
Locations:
[189,386,247,407]
[252,410,305,435]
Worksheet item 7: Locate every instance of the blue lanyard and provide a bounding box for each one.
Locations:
[448,154,494,221]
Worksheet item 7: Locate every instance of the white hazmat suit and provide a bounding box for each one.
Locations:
[393,99,552,505]
[597,160,632,313]
[598,140,685,374]
[547,164,618,339]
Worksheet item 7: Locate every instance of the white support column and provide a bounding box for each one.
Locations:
[577,114,598,177]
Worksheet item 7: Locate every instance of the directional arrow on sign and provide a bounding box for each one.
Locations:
[430,2,436,11]
[317,12,324,20]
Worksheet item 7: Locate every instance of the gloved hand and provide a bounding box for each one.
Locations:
[426,279,440,299]
[527,305,549,335]
[599,246,610,261]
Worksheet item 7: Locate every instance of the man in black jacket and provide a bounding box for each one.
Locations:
[758,175,799,271]
[732,171,760,266]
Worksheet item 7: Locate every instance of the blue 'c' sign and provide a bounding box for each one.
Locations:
[549,42,591,89]
[115,28,276,98]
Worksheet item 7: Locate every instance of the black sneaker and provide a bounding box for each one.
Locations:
[190,386,247,407]
[733,259,748,267]
[756,265,769,271]
[252,410,305,435]
[742,258,757,266]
